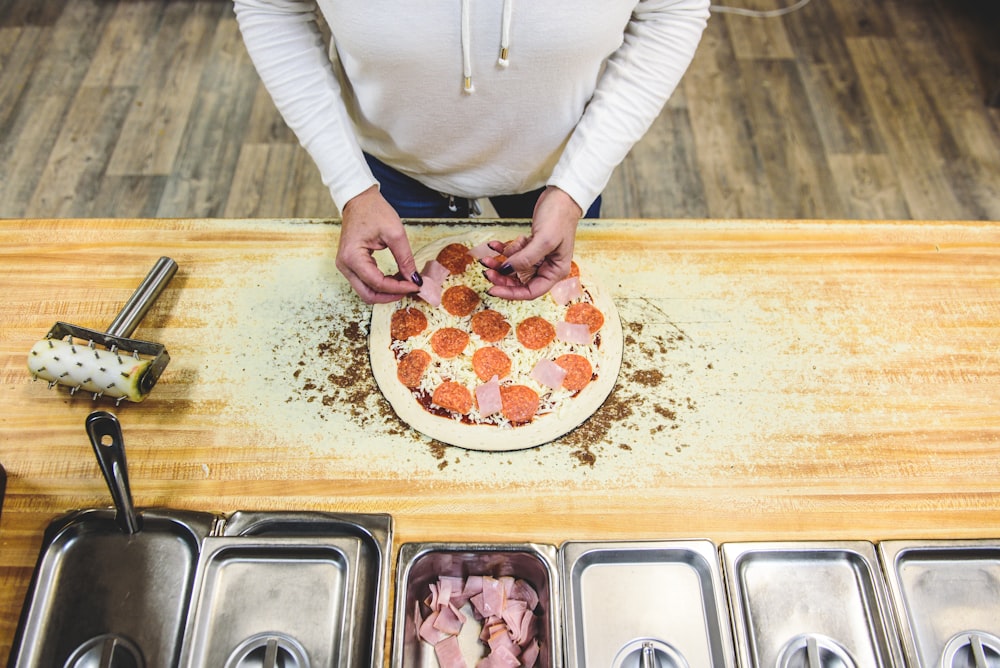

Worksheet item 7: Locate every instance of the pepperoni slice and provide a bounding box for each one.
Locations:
[397,349,432,388]
[472,346,512,381]
[470,309,510,342]
[436,243,474,275]
[565,302,604,334]
[441,285,480,317]
[568,261,580,278]
[430,327,470,359]
[390,306,428,341]
[554,353,593,391]
[433,381,473,415]
[500,384,540,424]
[516,316,556,350]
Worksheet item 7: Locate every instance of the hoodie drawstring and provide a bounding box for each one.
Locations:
[498,0,512,68]
[461,0,475,93]
[460,0,513,94]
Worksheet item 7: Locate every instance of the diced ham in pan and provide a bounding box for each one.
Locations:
[416,574,542,667]
[438,576,464,607]
[419,611,451,645]
[478,576,506,617]
[499,599,528,644]
[434,636,468,668]
[433,602,466,636]
[479,644,520,668]
[462,575,484,601]
[510,578,539,611]
[521,639,540,668]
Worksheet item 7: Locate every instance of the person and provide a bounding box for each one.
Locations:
[233,0,710,303]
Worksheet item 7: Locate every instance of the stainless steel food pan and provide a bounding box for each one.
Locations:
[9,508,217,668]
[722,541,903,668]
[216,510,393,668]
[179,535,362,668]
[879,539,1000,668]
[561,539,736,668]
[391,542,562,668]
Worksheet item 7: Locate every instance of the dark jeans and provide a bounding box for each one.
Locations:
[364,154,601,219]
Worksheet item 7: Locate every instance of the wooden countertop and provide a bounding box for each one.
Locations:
[2,218,1000,661]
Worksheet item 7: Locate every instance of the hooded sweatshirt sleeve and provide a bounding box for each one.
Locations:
[232,0,375,210]
[547,0,711,212]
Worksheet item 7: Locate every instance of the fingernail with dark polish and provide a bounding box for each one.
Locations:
[499,262,515,276]
[410,271,423,286]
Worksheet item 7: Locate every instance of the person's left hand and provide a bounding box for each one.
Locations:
[482,186,582,300]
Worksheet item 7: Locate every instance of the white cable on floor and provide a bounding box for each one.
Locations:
[710,0,813,18]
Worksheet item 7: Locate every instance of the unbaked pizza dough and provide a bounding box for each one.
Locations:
[369,230,623,451]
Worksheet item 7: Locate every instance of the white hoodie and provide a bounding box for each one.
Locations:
[233,0,710,212]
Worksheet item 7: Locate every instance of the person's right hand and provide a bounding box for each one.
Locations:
[335,186,422,304]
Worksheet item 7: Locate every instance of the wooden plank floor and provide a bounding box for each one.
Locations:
[0,0,998,221]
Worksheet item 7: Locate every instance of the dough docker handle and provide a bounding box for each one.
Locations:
[105,257,178,338]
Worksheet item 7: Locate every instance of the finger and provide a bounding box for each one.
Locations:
[383,226,422,286]
[356,264,421,296]
[481,263,537,287]
[478,254,505,271]
[340,250,419,299]
[501,235,529,257]
[482,264,557,299]
[498,240,548,281]
[349,276,417,304]
[481,267,523,287]
[339,266,381,305]
[339,264,411,305]
[486,274,555,301]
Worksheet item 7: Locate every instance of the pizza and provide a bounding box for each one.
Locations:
[369,230,622,451]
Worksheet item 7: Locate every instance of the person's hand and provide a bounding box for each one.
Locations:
[336,186,422,304]
[483,186,582,300]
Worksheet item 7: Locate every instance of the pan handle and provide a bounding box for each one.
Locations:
[85,411,142,534]
[105,256,178,339]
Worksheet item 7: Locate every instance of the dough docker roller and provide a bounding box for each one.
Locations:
[27,257,178,404]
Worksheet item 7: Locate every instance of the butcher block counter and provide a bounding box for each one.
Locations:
[1,217,999,662]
